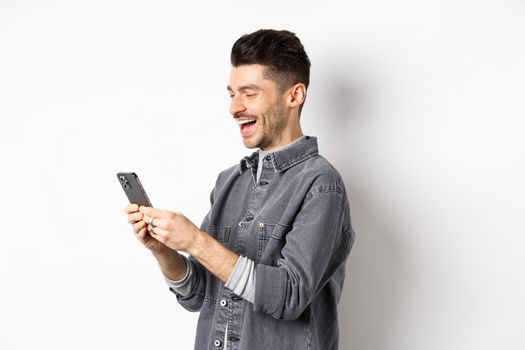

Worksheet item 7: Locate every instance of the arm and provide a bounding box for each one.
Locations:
[254,188,354,320]
[187,229,239,283]
[124,203,188,281]
[139,206,239,284]
[152,247,188,281]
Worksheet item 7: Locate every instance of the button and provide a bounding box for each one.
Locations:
[265,155,271,161]
[229,336,240,342]
[214,339,222,347]
[259,223,265,229]
[220,299,228,307]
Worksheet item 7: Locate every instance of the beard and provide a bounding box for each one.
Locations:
[256,98,286,150]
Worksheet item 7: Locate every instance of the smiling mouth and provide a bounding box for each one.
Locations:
[237,118,257,136]
[237,119,257,127]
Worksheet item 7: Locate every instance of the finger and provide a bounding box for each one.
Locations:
[128,212,144,224]
[139,206,171,218]
[141,214,172,229]
[134,220,147,233]
[128,212,143,224]
[137,226,148,241]
[145,217,168,230]
[124,203,139,214]
[141,215,155,228]
[148,225,170,239]
[147,225,161,242]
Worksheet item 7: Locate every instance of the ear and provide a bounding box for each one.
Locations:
[286,83,307,109]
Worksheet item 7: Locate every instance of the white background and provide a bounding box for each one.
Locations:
[1,0,524,349]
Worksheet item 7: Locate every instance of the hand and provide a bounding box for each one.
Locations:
[124,203,166,253]
[139,206,201,254]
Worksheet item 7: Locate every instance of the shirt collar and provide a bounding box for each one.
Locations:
[239,135,319,174]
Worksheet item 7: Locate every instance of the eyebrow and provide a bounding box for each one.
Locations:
[226,84,262,93]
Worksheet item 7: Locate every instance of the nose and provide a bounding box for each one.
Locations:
[229,95,246,116]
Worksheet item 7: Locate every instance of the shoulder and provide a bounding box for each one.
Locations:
[297,154,347,201]
[215,163,241,185]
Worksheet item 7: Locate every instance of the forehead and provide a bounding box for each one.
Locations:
[228,64,275,91]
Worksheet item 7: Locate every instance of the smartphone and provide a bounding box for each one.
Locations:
[117,172,153,207]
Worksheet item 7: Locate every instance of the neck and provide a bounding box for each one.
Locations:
[262,125,304,151]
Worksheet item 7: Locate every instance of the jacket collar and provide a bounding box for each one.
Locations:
[239,136,319,174]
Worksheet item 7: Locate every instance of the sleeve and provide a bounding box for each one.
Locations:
[225,255,256,304]
[253,188,354,320]
[164,255,194,297]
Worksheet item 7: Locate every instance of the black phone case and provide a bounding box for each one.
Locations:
[117,172,153,207]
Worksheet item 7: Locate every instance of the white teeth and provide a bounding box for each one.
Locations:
[237,119,256,125]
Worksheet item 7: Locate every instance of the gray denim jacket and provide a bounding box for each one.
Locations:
[171,136,356,350]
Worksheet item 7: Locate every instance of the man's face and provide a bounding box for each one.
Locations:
[227,64,287,150]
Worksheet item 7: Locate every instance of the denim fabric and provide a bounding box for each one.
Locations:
[170,136,356,350]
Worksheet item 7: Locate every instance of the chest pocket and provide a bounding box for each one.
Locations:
[257,222,291,264]
[207,225,231,245]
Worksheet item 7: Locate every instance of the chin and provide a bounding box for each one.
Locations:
[242,136,260,149]
[242,141,258,149]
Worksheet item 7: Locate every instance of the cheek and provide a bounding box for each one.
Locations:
[258,113,270,132]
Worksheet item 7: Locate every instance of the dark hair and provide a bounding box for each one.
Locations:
[231,29,311,94]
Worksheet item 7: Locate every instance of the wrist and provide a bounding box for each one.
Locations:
[187,228,207,258]
[152,247,187,281]
[152,245,176,261]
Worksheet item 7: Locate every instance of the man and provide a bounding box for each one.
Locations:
[125,29,356,350]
